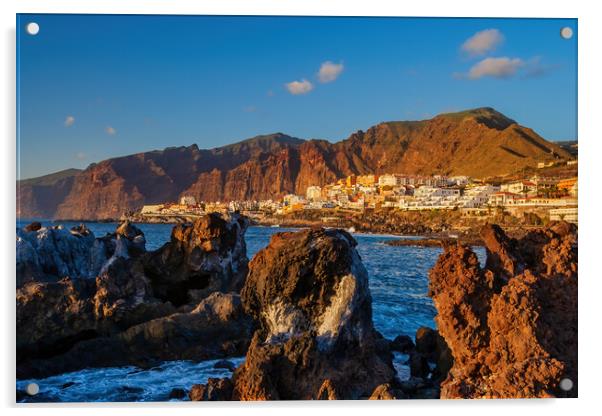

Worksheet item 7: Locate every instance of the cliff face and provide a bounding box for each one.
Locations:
[18,108,572,220]
[17,169,81,219]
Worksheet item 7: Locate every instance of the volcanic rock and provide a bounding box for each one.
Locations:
[142,212,249,306]
[428,222,577,398]
[231,228,395,400]
[390,334,415,353]
[190,378,234,401]
[16,214,252,379]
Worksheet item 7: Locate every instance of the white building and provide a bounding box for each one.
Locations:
[500,180,537,196]
[141,204,164,214]
[378,174,400,187]
[180,195,197,206]
[306,186,322,201]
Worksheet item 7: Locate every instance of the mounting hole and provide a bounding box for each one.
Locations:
[26,22,40,36]
[560,27,573,40]
[26,383,39,396]
[559,378,573,391]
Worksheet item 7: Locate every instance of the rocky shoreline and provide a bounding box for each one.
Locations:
[16,215,577,400]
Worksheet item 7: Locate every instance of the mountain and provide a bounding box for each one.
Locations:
[555,140,578,157]
[17,168,82,218]
[17,108,572,220]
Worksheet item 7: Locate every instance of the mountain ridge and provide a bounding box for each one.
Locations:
[17,108,573,220]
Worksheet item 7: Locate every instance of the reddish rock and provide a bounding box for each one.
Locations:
[142,212,249,306]
[232,228,395,400]
[316,379,340,400]
[190,378,234,401]
[369,383,406,400]
[428,222,577,398]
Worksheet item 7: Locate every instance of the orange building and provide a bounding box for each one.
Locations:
[557,177,577,191]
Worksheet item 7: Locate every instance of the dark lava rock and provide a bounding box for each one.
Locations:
[232,228,395,400]
[17,214,252,379]
[190,378,234,401]
[409,353,431,378]
[168,388,187,400]
[24,221,42,232]
[391,334,415,353]
[213,359,236,372]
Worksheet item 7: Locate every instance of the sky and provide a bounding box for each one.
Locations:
[17,14,577,179]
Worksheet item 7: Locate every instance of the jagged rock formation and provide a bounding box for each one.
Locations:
[18,108,572,220]
[228,228,395,400]
[428,222,577,398]
[142,213,249,306]
[16,214,252,379]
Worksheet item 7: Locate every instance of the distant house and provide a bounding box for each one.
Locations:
[180,195,197,206]
[488,192,521,206]
[141,204,164,215]
[378,174,399,187]
[500,180,537,196]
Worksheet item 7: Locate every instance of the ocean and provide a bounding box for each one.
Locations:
[16,220,485,402]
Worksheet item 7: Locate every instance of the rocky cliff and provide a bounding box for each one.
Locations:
[18,108,571,220]
[428,222,577,398]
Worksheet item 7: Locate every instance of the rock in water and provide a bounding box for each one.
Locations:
[231,228,394,400]
[428,222,577,398]
[142,212,249,306]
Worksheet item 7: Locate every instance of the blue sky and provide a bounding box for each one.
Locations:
[17,15,577,179]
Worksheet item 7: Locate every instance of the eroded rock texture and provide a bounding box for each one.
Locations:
[229,228,394,400]
[16,214,252,379]
[142,213,249,306]
[428,222,577,398]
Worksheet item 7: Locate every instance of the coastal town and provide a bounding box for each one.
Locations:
[137,164,578,225]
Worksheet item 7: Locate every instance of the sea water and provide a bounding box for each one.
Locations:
[16,220,485,402]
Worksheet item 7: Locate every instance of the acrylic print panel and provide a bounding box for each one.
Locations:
[16,14,577,402]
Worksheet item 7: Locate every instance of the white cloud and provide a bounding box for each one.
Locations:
[467,57,524,79]
[318,61,344,83]
[64,115,75,127]
[285,79,314,95]
[462,29,504,56]
[105,126,116,135]
[75,152,86,161]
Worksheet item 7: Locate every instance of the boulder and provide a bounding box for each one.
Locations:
[232,228,395,400]
[189,378,234,401]
[214,359,237,372]
[24,221,42,232]
[168,388,187,400]
[390,334,415,353]
[369,383,407,400]
[409,353,431,379]
[428,222,577,398]
[142,213,249,306]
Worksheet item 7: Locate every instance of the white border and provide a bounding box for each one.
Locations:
[2,1,600,415]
